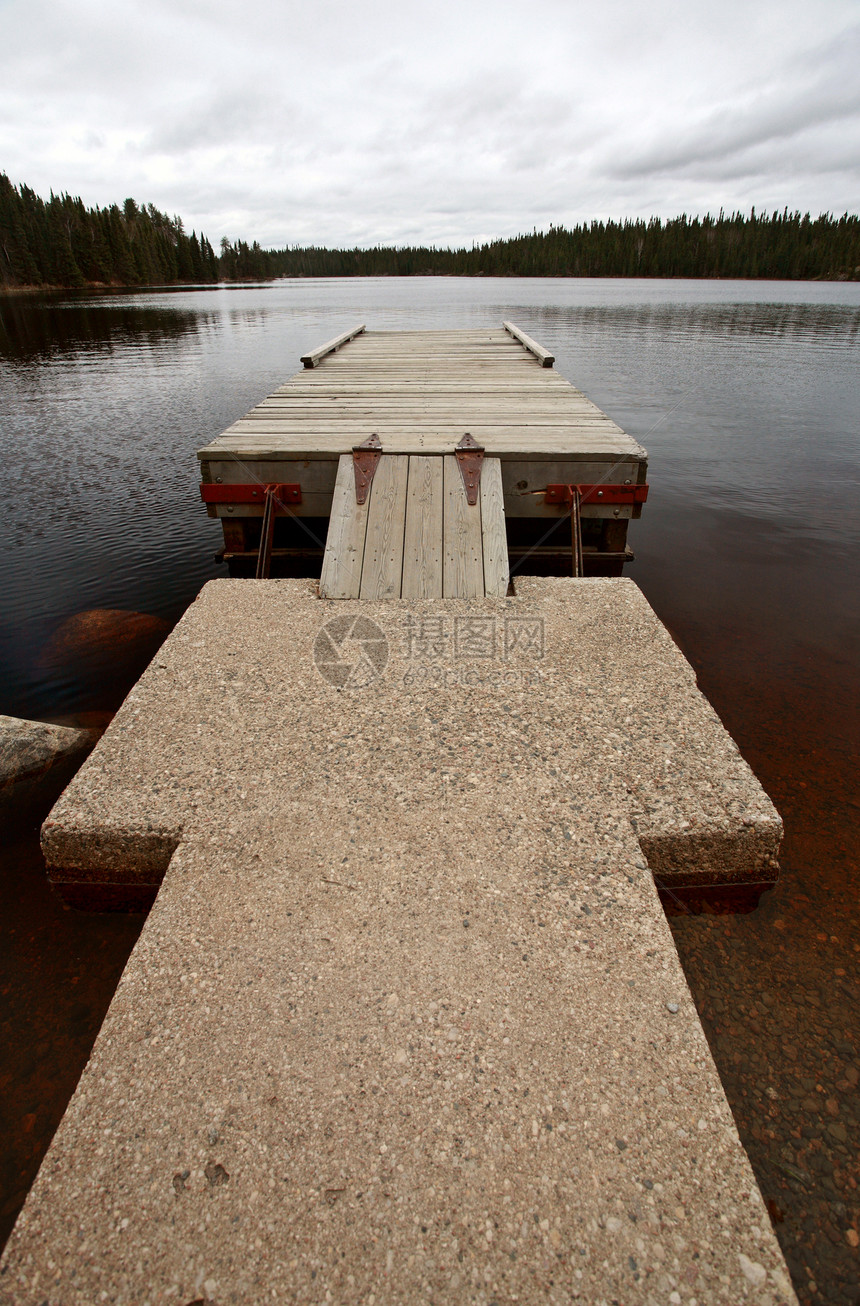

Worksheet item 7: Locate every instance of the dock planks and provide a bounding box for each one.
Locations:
[320,454,509,600]
[198,328,646,475]
[199,327,648,580]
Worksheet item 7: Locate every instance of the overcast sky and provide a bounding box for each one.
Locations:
[2,0,859,249]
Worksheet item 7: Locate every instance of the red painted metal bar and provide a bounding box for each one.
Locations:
[544,483,649,506]
[200,483,302,506]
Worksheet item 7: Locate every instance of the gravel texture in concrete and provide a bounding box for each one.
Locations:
[0,579,794,1303]
[40,578,781,906]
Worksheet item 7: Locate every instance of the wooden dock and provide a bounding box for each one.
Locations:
[198,324,648,584]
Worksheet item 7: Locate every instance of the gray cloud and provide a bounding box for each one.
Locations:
[1,0,858,248]
[610,25,860,183]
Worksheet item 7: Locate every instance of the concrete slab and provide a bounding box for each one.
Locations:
[39,578,781,909]
[0,579,795,1303]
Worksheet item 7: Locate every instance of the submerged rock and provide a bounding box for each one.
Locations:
[38,609,173,708]
[40,609,171,677]
[0,714,99,831]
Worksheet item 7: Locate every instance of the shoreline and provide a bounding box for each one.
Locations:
[3,271,859,296]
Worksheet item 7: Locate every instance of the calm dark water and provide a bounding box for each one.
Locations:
[1,278,859,1300]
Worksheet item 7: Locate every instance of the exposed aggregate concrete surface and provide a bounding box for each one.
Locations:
[0,579,795,1303]
[39,577,781,901]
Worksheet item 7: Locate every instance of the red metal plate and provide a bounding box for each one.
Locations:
[200,483,302,504]
[544,483,649,506]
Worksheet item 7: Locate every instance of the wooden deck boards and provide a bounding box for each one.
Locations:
[198,327,646,465]
[320,454,509,600]
[198,327,648,526]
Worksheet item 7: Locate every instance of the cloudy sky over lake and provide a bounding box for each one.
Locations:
[3,0,859,249]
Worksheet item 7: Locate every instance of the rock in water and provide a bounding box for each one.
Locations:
[40,609,171,685]
[0,715,98,831]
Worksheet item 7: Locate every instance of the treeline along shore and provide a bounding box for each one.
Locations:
[0,175,220,290]
[2,172,859,290]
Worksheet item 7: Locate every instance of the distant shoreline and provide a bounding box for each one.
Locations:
[3,271,859,296]
[3,172,859,287]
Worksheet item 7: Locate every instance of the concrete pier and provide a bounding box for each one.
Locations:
[0,578,795,1303]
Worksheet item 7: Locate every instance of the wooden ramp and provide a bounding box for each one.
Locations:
[320,454,508,599]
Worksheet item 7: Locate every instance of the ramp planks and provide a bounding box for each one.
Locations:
[320,454,509,600]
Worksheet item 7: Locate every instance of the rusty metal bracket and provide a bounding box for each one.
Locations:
[200,483,301,506]
[256,487,276,579]
[352,434,382,504]
[545,483,649,507]
[455,433,484,506]
[255,484,302,579]
[570,487,584,578]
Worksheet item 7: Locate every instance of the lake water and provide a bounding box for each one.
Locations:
[1,278,859,1301]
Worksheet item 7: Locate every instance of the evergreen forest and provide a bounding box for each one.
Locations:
[0,175,219,289]
[2,173,859,289]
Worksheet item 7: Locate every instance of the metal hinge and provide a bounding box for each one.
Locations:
[455,433,484,505]
[352,434,382,504]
